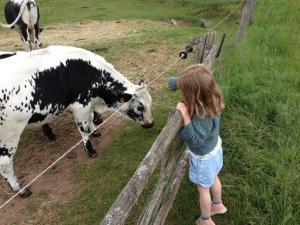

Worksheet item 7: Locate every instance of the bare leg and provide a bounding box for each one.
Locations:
[198,186,212,218]
[196,186,216,225]
[210,176,227,216]
[211,176,222,203]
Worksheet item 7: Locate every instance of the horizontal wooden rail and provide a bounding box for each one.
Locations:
[100,110,183,225]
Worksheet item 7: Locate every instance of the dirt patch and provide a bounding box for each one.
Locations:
[0,112,123,225]
[0,20,167,51]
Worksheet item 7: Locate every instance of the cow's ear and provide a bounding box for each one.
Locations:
[118,93,132,103]
[38,27,44,33]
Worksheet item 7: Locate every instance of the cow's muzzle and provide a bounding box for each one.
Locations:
[142,121,154,129]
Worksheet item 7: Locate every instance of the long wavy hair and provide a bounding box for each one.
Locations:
[177,64,225,118]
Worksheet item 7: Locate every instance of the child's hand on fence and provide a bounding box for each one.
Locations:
[176,102,191,126]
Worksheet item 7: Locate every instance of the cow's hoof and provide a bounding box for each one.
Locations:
[88,151,98,158]
[92,130,101,138]
[42,124,57,141]
[19,188,32,198]
[47,133,56,141]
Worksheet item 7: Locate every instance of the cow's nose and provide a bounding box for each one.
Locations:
[142,121,154,129]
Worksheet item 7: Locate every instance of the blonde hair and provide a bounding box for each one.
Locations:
[177,64,225,118]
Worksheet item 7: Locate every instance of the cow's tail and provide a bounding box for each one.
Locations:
[0,0,30,28]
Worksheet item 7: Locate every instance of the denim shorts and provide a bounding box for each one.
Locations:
[188,147,223,188]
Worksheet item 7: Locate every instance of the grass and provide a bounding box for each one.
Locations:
[168,1,300,225]
[0,0,240,26]
[1,0,299,224]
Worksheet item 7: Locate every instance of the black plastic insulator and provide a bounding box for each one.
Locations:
[179,44,193,59]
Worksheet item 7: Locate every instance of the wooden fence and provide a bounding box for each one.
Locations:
[99,1,256,224]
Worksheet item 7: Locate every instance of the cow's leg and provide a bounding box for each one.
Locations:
[90,112,103,138]
[93,112,103,125]
[72,105,98,158]
[28,26,35,50]
[0,121,32,197]
[34,24,42,49]
[19,25,31,51]
[42,124,56,141]
[0,155,32,198]
[14,26,28,50]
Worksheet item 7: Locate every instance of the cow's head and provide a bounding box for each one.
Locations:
[118,80,154,128]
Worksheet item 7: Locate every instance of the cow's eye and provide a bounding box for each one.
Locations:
[137,105,144,112]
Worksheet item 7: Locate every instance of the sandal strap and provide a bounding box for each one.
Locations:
[201,216,210,221]
[212,200,222,205]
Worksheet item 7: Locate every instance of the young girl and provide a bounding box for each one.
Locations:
[168,64,227,225]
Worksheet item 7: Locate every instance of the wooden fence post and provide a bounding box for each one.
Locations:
[236,0,256,42]
[195,31,218,68]
[236,0,251,42]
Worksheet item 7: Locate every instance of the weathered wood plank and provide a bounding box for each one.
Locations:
[216,32,226,59]
[138,138,183,225]
[203,32,218,70]
[152,151,189,225]
[236,0,251,42]
[195,35,207,64]
[99,111,183,225]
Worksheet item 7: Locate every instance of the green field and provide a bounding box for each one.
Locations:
[1,0,299,225]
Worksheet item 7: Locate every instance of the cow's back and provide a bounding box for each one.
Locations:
[0,47,69,88]
[0,45,129,88]
[4,1,20,25]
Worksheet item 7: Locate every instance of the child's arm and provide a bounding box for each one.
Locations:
[176,102,207,146]
[168,77,177,91]
[176,102,191,126]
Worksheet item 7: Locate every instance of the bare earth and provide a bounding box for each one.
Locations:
[0,20,166,51]
[0,20,182,225]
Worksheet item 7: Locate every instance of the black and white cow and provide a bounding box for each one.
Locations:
[0,51,104,140]
[1,0,42,51]
[0,45,154,197]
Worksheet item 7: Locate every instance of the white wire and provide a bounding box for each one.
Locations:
[207,3,241,32]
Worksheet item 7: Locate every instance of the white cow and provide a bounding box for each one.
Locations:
[0,45,154,197]
[0,51,104,140]
[1,0,42,50]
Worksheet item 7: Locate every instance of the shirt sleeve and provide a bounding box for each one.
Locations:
[168,77,177,91]
[180,120,207,146]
